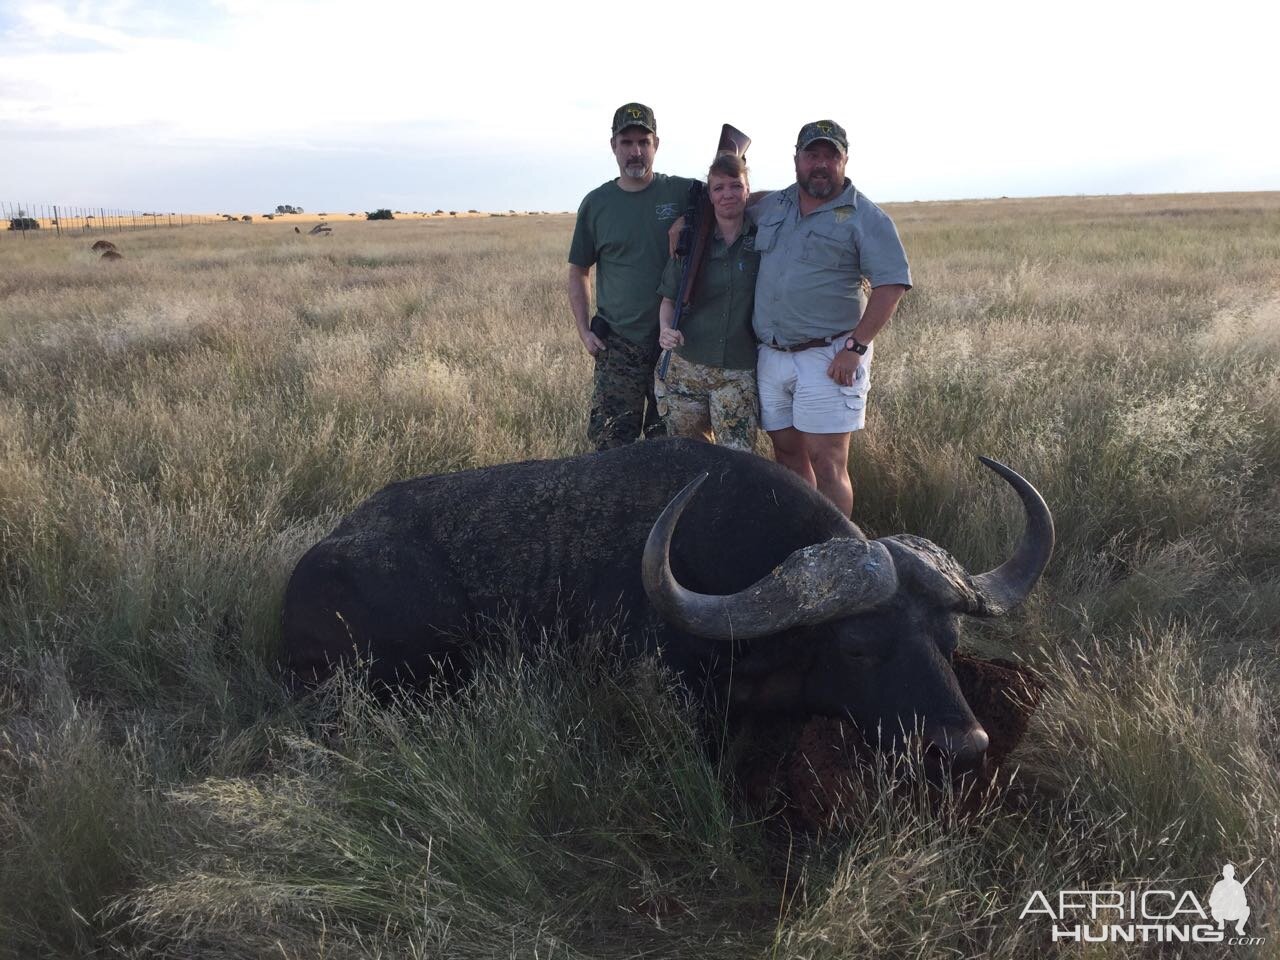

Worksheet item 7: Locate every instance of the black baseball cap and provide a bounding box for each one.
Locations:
[612,102,657,135]
[796,119,848,154]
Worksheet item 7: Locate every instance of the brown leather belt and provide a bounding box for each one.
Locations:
[765,332,847,352]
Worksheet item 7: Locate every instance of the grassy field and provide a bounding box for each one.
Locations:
[2,193,1278,958]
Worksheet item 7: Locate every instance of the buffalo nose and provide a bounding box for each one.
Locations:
[924,724,989,775]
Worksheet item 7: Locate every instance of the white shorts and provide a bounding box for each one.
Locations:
[757,340,870,434]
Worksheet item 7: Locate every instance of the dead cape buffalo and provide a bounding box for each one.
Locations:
[281,438,1053,774]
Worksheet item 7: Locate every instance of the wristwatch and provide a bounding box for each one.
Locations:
[843,336,868,355]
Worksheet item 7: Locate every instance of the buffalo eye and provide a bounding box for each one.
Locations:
[933,619,962,657]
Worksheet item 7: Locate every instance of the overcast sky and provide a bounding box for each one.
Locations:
[2,0,1277,213]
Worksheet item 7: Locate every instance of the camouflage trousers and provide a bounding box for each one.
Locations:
[653,352,759,452]
[589,333,666,451]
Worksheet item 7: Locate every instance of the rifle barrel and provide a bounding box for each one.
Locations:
[1242,859,1266,886]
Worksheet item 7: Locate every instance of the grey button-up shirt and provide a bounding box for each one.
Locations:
[751,180,911,347]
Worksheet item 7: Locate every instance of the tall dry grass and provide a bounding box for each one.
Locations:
[2,196,1278,958]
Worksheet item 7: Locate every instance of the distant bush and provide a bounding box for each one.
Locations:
[468,209,478,214]
[241,215,253,222]
[8,217,40,231]
[275,205,304,215]
[263,214,275,220]
[366,209,395,221]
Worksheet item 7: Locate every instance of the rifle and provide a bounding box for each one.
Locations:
[656,123,751,382]
[1241,859,1266,886]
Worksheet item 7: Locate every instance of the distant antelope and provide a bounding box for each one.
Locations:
[91,240,117,252]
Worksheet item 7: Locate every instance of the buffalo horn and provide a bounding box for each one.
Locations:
[642,474,899,640]
[967,456,1055,616]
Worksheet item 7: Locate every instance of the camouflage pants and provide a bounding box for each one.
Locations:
[589,333,666,451]
[653,352,759,452]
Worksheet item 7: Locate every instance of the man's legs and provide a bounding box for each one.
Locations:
[805,431,854,517]
[767,427,814,485]
[588,335,662,450]
[766,429,853,515]
[759,342,858,513]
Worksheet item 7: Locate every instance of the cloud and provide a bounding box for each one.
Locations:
[2,0,1277,208]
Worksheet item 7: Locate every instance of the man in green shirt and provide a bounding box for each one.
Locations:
[567,103,699,450]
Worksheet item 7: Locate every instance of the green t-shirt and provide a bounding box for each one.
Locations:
[658,223,759,370]
[568,173,698,345]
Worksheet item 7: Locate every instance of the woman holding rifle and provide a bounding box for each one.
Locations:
[653,153,761,452]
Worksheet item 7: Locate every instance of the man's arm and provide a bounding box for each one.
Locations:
[667,188,777,256]
[852,283,908,346]
[567,264,605,356]
[826,284,908,386]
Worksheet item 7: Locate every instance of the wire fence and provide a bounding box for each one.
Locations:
[2,201,217,239]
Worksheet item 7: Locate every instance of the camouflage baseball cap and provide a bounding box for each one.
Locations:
[612,102,657,135]
[795,119,848,154]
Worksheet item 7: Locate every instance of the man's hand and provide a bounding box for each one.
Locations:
[567,264,600,356]
[667,216,685,258]
[658,327,685,350]
[826,348,862,387]
[579,328,607,357]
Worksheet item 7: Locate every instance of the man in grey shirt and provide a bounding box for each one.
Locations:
[752,120,911,516]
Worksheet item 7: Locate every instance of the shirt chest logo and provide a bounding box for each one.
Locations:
[655,202,679,221]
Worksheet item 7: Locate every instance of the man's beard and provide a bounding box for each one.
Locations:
[800,172,837,199]
[623,160,649,178]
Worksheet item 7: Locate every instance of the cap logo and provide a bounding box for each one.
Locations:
[629,108,643,119]
[818,122,832,133]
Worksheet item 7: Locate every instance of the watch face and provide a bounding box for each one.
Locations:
[845,337,866,354]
